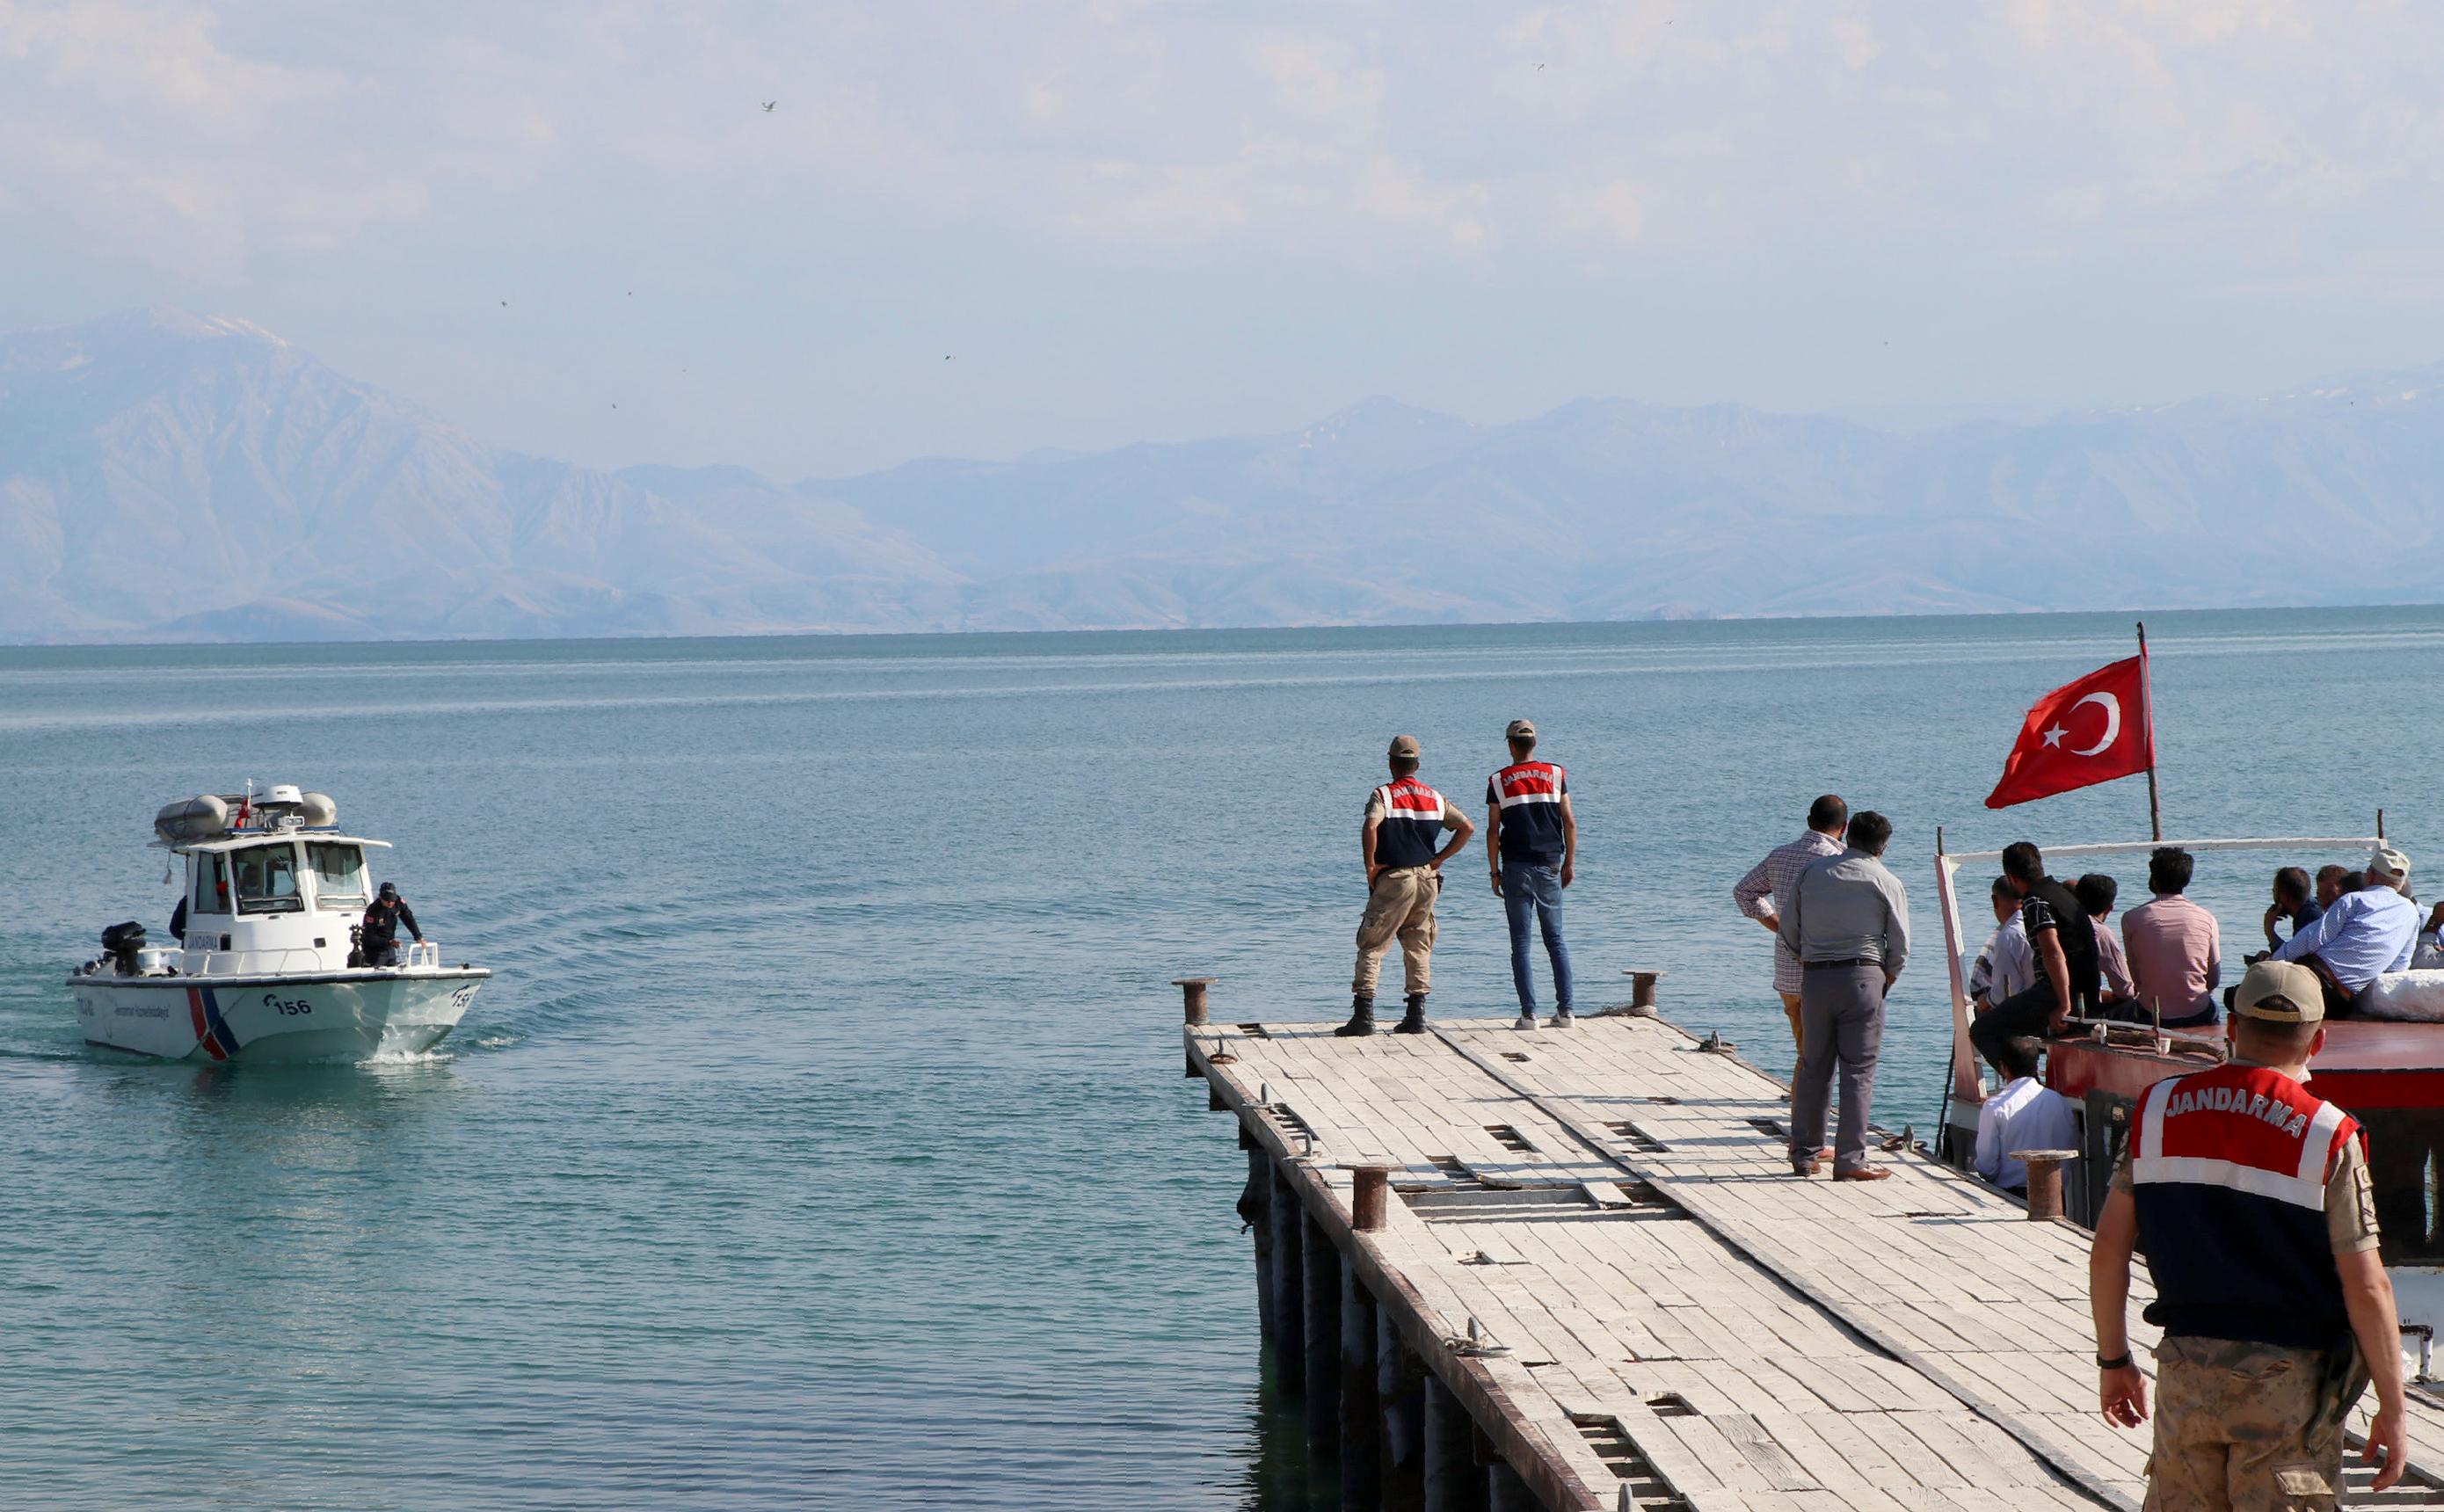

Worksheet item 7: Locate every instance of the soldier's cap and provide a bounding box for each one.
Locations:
[2233,959,2325,1024]
[1505,717,1537,740]
[2368,844,2412,881]
[1387,733,1422,760]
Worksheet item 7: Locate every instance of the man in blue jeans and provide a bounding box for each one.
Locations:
[1486,718,1578,1030]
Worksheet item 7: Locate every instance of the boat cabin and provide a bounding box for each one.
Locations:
[154,785,422,976]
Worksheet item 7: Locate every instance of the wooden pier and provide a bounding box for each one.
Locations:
[1175,992,2444,1510]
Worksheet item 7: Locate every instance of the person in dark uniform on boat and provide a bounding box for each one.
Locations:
[1968,841,2100,1072]
[2091,960,2407,1503]
[360,882,425,968]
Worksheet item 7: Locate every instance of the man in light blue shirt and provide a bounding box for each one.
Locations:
[2272,846,2418,1016]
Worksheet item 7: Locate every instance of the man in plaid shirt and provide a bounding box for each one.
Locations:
[1733,796,1849,1056]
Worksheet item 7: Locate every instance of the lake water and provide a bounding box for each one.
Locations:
[4,609,2438,1509]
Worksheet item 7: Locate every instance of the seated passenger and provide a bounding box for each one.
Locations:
[2316,864,2352,910]
[1968,876,2035,1012]
[2263,866,2321,950]
[2077,873,2136,1008]
[2272,847,2419,1017]
[1974,1035,2077,1196]
[2121,847,2222,1029]
[2418,901,2444,971]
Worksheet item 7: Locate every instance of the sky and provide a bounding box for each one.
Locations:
[6,1,2444,478]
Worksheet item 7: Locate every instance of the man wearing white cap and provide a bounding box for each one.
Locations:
[2091,959,2406,1501]
[2272,846,2418,1018]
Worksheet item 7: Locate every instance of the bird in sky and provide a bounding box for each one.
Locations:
[760,100,776,113]
[499,300,507,307]
[1536,62,1546,69]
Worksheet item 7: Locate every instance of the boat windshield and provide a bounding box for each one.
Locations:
[307,842,367,910]
[233,844,303,914]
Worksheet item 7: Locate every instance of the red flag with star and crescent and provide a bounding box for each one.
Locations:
[1984,655,2154,809]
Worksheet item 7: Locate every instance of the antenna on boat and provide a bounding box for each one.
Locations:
[2136,622,2163,842]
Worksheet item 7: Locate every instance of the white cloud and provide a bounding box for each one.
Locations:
[6,0,2444,283]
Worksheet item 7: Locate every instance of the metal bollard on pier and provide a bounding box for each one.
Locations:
[2015,1148,2077,1221]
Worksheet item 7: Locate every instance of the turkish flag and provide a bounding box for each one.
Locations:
[1984,655,2154,809]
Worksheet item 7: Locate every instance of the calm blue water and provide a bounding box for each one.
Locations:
[3,610,2439,1509]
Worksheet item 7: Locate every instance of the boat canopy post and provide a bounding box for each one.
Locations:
[1934,826,1981,1109]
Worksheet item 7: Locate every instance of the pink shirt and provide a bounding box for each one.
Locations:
[2121,894,2223,1021]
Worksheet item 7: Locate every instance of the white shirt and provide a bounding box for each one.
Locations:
[1968,915,2034,1005]
[1975,1076,2077,1191]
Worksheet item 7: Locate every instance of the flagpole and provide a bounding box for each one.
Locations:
[2136,620,2162,841]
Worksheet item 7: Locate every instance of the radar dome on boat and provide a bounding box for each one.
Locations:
[263,783,304,807]
[154,795,230,844]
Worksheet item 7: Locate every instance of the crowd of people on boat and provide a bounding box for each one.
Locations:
[1958,840,2438,1032]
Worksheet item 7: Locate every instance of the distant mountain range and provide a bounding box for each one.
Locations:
[4,309,2442,643]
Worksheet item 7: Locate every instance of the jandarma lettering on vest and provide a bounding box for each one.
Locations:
[2162,1084,2311,1138]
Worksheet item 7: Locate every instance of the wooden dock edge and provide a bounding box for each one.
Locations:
[1189,1028,1606,1512]
[1431,1029,2135,1512]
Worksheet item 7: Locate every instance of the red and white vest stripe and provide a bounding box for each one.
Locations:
[1371,777,1447,869]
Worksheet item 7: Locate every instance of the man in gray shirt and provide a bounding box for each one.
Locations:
[1777,810,1909,1181]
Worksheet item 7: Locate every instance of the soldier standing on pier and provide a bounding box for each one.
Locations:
[2090,959,2407,1502]
[1335,735,1474,1038]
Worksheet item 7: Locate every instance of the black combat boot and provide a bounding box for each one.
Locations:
[1334,994,1376,1037]
[1393,993,1429,1034]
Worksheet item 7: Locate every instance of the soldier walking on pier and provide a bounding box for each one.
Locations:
[2091,959,2407,1503]
[1336,735,1474,1037]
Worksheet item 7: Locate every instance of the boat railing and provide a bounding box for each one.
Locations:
[180,947,332,978]
[403,941,441,970]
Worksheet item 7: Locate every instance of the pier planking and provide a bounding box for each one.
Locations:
[1182,1007,2444,1511]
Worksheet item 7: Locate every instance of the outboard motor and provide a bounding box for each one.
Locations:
[100,921,147,976]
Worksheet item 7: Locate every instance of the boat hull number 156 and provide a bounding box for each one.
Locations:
[263,993,313,1016]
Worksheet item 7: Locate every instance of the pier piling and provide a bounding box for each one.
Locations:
[1378,1309,1426,1511]
[1269,1159,1306,1394]
[1485,1459,1535,1511]
[1305,1211,1342,1455]
[1341,1268,1382,1510]
[1240,1139,1277,1341]
[1422,1373,1487,1512]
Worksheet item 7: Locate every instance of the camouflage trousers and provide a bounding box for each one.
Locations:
[2146,1337,2342,1511]
[1353,866,1438,998]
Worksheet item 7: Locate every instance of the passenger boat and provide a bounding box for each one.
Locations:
[1931,821,2444,1369]
[69,785,489,1062]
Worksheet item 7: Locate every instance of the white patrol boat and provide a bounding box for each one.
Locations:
[69,785,489,1062]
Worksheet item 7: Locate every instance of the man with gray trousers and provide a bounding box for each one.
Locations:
[1777,810,1909,1181]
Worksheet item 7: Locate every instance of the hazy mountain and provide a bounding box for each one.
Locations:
[3,309,2442,643]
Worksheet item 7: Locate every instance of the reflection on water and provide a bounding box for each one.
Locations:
[1231,1349,1336,1512]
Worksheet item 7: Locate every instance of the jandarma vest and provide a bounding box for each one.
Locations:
[1488,761,1568,864]
[2129,1062,2361,1349]
[1371,777,1448,869]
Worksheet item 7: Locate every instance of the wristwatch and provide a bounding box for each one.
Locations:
[2095,1352,2133,1370]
